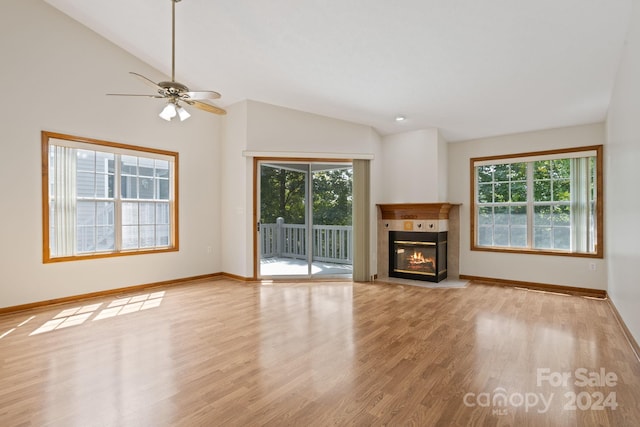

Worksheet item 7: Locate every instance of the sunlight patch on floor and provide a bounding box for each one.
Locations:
[28,291,166,335]
[93,291,164,321]
[0,315,35,340]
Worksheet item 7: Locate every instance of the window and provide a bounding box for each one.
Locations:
[471,146,602,257]
[42,132,178,262]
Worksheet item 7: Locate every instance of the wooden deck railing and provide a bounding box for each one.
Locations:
[260,218,352,264]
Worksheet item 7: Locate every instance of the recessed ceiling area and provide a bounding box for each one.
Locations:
[43,0,632,141]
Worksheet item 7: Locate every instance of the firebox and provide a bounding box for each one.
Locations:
[389,231,447,282]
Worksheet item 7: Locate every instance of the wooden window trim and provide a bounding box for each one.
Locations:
[42,131,179,263]
[469,145,603,258]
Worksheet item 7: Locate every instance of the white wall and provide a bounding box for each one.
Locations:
[606,0,640,344]
[220,100,251,277]
[219,100,382,278]
[0,0,221,308]
[448,123,607,289]
[438,131,449,201]
[380,129,445,203]
[246,100,380,154]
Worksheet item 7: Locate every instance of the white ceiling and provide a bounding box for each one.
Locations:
[44,0,632,141]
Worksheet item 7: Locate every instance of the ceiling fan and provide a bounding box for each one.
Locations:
[108,0,225,121]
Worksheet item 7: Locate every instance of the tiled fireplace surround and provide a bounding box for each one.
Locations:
[376,203,460,281]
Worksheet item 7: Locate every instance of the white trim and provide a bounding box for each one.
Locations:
[473,150,597,167]
[243,150,374,160]
[49,138,174,162]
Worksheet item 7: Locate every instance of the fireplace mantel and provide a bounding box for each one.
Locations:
[377,203,455,220]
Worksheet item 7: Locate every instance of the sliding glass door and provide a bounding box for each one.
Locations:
[257,161,353,279]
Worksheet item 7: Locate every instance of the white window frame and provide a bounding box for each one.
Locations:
[42,131,179,263]
[470,145,603,258]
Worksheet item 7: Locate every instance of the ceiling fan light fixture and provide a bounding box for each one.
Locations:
[159,102,177,121]
[177,105,191,121]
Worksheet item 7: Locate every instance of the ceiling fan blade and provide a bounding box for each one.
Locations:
[183,90,221,100]
[129,72,163,90]
[107,93,165,98]
[187,100,227,115]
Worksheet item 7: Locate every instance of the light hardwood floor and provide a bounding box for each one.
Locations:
[0,279,639,426]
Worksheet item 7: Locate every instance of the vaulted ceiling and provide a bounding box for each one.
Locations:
[44,0,632,141]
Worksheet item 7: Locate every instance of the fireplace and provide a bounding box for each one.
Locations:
[389,231,447,282]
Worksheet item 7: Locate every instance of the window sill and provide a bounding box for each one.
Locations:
[43,246,178,263]
[471,245,602,259]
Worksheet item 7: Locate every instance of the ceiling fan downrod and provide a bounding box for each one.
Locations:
[171,0,182,83]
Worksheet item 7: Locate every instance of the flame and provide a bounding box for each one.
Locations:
[410,251,426,263]
[407,251,435,270]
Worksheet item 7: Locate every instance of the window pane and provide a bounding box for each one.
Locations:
[139,203,155,224]
[494,206,509,225]
[96,202,114,226]
[494,164,509,181]
[76,201,96,253]
[553,205,570,226]
[121,155,138,175]
[553,179,570,201]
[77,226,95,253]
[478,226,493,246]
[510,163,527,181]
[158,179,170,200]
[534,160,551,180]
[510,206,527,225]
[122,225,139,249]
[478,165,493,183]
[478,206,493,225]
[96,152,114,174]
[96,174,114,198]
[511,227,527,247]
[121,176,138,199]
[534,227,552,249]
[139,157,154,177]
[76,150,95,172]
[77,171,95,197]
[139,177,154,199]
[494,183,509,202]
[494,226,509,246]
[511,181,527,202]
[552,159,570,179]
[96,226,115,251]
[156,225,170,246]
[553,227,570,250]
[140,225,155,248]
[156,203,170,224]
[534,205,551,226]
[122,202,139,225]
[155,160,170,178]
[77,201,95,226]
[534,181,551,202]
[478,184,493,203]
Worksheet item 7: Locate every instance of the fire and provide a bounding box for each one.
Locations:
[408,250,435,271]
[410,251,426,263]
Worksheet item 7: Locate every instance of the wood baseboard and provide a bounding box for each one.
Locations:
[459,274,607,299]
[0,273,225,316]
[0,271,359,316]
[222,272,254,281]
[607,298,640,363]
